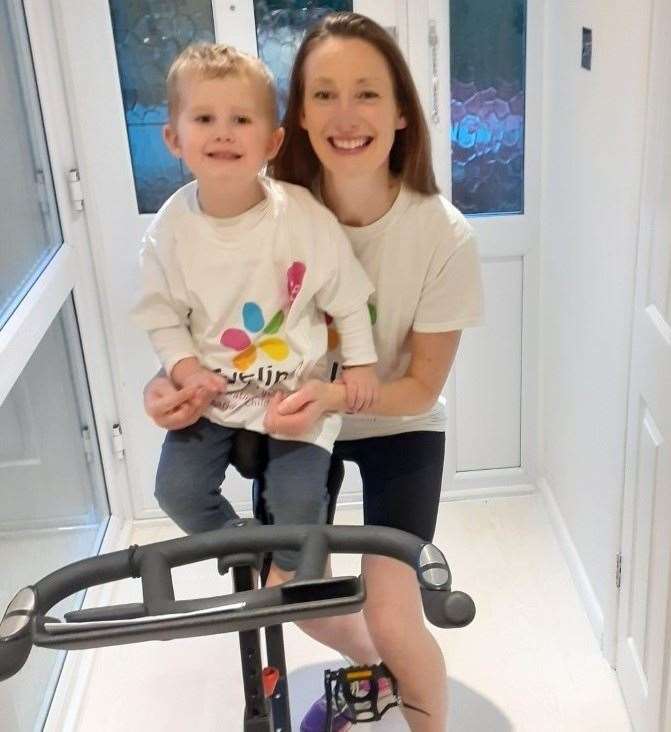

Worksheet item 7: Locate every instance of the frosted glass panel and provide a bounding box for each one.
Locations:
[253,1,352,119]
[450,0,526,216]
[108,0,215,213]
[0,2,62,330]
[0,298,109,730]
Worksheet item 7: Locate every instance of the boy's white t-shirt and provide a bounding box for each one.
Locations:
[327,184,484,441]
[132,177,375,451]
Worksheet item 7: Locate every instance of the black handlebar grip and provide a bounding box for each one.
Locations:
[420,588,476,629]
[0,614,33,681]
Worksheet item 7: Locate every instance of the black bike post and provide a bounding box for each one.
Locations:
[265,624,291,730]
[232,563,272,731]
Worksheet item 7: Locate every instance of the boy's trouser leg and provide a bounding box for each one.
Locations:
[262,438,331,572]
[154,418,238,534]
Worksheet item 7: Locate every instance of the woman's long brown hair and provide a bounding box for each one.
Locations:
[270,12,439,195]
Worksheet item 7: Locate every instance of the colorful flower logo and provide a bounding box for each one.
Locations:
[219,262,306,370]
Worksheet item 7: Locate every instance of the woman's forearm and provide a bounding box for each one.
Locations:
[325,376,438,417]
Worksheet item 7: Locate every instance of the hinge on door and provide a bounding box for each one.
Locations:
[68,168,84,212]
[81,425,94,464]
[112,423,125,461]
[616,552,622,590]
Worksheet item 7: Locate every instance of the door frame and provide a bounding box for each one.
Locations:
[20,0,134,523]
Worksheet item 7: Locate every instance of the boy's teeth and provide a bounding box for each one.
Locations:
[332,137,369,149]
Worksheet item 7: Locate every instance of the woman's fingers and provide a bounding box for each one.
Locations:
[277,386,315,415]
[150,385,198,416]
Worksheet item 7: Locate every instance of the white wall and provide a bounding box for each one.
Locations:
[539,0,652,649]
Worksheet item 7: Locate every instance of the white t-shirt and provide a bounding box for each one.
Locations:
[327,184,484,440]
[132,176,376,451]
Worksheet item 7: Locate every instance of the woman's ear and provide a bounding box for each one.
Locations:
[163,124,181,158]
[266,126,286,161]
[396,110,407,130]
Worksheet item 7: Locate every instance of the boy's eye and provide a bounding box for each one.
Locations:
[234,115,251,124]
[195,114,212,123]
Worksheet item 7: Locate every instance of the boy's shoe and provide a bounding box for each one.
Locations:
[300,676,393,732]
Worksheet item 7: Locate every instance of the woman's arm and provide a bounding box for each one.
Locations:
[265,331,461,435]
[330,330,461,417]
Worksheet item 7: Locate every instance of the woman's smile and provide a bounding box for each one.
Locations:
[328,135,373,152]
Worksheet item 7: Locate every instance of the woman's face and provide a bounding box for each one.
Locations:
[300,37,406,181]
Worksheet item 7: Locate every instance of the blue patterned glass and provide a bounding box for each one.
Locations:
[450,0,526,216]
[108,0,215,213]
[253,1,352,120]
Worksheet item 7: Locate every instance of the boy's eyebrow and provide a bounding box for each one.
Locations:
[188,104,255,114]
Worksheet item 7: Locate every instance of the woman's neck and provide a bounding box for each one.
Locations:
[321,168,401,227]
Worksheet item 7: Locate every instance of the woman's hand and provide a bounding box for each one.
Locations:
[263,380,331,436]
[143,375,212,430]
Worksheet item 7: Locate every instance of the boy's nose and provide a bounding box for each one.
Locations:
[214,125,234,142]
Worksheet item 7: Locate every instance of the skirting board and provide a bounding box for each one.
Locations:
[538,476,605,653]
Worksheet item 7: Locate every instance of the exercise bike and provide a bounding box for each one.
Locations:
[0,519,475,730]
[1,431,475,730]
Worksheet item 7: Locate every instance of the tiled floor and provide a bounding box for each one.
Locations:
[71,495,632,731]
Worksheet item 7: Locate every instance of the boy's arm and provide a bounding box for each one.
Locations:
[132,232,200,376]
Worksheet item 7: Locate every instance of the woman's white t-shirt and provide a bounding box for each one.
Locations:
[328,184,484,441]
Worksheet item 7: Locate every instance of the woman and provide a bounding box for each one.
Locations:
[145,13,483,731]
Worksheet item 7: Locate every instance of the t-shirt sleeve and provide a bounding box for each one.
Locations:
[131,227,199,372]
[413,222,484,333]
[314,221,374,317]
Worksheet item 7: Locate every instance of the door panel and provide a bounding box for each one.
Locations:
[616,2,671,728]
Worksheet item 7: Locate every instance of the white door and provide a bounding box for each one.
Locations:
[616,2,671,730]
[54,0,411,518]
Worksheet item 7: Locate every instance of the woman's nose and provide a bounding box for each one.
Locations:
[331,103,360,132]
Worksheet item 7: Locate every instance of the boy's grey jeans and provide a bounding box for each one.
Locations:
[155,418,331,571]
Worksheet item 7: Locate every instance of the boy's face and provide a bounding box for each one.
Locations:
[164,72,283,188]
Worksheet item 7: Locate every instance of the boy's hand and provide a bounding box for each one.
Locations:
[341,364,379,413]
[171,357,227,401]
[182,367,228,396]
[144,377,206,430]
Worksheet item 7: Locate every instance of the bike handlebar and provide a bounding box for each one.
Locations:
[0,521,475,682]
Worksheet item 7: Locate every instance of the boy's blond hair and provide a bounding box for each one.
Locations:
[166,43,278,124]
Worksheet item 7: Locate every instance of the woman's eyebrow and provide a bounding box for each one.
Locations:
[308,76,384,85]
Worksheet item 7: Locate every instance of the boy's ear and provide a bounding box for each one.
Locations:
[163,124,181,157]
[266,126,285,161]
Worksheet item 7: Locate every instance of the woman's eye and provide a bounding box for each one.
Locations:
[313,90,332,100]
[359,90,379,100]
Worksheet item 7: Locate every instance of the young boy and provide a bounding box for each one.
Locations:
[132,44,378,572]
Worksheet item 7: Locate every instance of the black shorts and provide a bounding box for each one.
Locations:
[331,431,445,543]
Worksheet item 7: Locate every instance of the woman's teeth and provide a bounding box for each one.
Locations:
[331,137,371,150]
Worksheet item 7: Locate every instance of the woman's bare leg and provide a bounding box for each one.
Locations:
[266,562,379,664]
[362,555,448,732]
